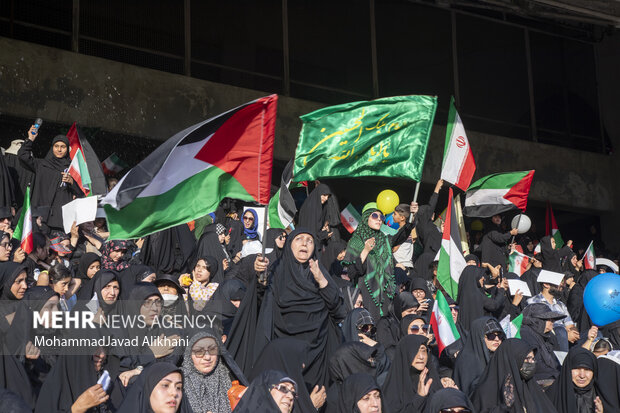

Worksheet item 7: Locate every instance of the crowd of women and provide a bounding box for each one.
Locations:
[0,127,619,413]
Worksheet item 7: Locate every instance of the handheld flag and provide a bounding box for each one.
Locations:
[545,202,565,248]
[500,314,523,339]
[66,123,92,196]
[340,203,361,234]
[464,170,534,218]
[13,186,33,254]
[436,188,467,300]
[101,153,128,176]
[441,97,476,191]
[430,291,461,355]
[583,240,596,270]
[268,160,297,229]
[293,95,437,182]
[508,249,530,276]
[101,95,278,240]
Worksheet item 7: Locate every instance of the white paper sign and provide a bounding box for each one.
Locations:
[537,269,565,286]
[507,279,532,297]
[62,197,98,234]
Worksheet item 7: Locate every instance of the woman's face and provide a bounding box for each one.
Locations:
[275,232,287,249]
[550,238,556,249]
[53,141,68,158]
[357,389,381,413]
[140,294,162,326]
[269,381,296,413]
[484,331,503,352]
[243,212,255,229]
[87,261,101,278]
[291,233,314,263]
[93,347,106,372]
[218,233,226,244]
[52,277,72,296]
[157,281,179,297]
[149,371,183,413]
[544,320,554,334]
[408,319,428,336]
[101,280,120,304]
[11,271,27,299]
[571,367,594,388]
[320,194,330,204]
[192,260,210,284]
[354,294,364,308]
[109,249,126,262]
[412,289,426,302]
[410,344,428,371]
[367,211,383,231]
[190,337,219,374]
[0,235,12,261]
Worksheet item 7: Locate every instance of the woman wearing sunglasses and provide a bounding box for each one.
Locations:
[235,370,297,413]
[454,317,505,397]
[344,208,397,322]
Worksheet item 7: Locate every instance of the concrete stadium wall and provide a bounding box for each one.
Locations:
[1,36,618,247]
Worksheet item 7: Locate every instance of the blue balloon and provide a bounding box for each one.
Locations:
[583,272,620,326]
[385,213,399,229]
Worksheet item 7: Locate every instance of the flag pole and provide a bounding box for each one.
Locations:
[511,213,523,244]
[408,182,421,224]
[260,203,269,257]
[581,240,593,262]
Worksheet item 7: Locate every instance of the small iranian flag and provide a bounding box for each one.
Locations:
[440,97,476,191]
[583,240,596,270]
[340,204,361,233]
[545,202,565,248]
[437,188,467,300]
[508,250,530,276]
[430,291,461,355]
[68,148,92,195]
[500,314,523,339]
[102,153,128,176]
[464,170,534,218]
[13,186,33,254]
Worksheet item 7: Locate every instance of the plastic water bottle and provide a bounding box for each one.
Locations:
[32,118,43,135]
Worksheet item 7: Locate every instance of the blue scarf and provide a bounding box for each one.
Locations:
[243,208,260,240]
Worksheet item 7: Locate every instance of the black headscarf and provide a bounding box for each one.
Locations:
[76,252,101,280]
[596,351,620,412]
[249,338,314,413]
[0,262,26,300]
[298,183,340,235]
[539,235,564,272]
[195,229,228,283]
[381,335,442,413]
[202,278,246,332]
[140,224,195,275]
[255,228,346,388]
[44,135,71,171]
[321,238,348,273]
[117,264,155,300]
[74,269,121,316]
[341,286,361,313]
[453,316,499,396]
[264,228,286,263]
[520,303,562,379]
[328,341,390,385]
[336,373,385,413]
[471,338,558,413]
[234,370,294,413]
[341,308,374,343]
[456,265,488,332]
[400,314,426,336]
[116,362,192,413]
[549,346,600,413]
[423,388,475,413]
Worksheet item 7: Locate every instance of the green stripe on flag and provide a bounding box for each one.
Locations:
[13,186,30,241]
[468,170,530,191]
[437,291,460,340]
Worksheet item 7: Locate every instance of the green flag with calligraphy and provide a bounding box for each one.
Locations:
[293,95,437,182]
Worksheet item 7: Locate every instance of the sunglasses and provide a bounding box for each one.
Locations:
[358,324,376,336]
[485,332,504,341]
[0,242,12,249]
[370,212,385,221]
[410,324,431,334]
[277,235,287,240]
[192,345,219,358]
[243,216,254,221]
[272,384,297,399]
[142,299,163,309]
[450,305,459,311]
[439,409,472,413]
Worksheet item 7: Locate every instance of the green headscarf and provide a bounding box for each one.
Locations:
[345,208,396,316]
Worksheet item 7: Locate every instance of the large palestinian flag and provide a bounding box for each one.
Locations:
[464,170,534,218]
[437,188,467,300]
[101,95,277,240]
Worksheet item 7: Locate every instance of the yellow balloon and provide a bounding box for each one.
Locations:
[376,190,400,215]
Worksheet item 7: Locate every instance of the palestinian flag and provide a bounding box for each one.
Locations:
[508,249,529,276]
[268,160,297,229]
[545,202,565,248]
[66,123,92,196]
[102,153,128,176]
[430,291,461,355]
[101,95,278,240]
[13,186,33,254]
[464,170,535,218]
[440,97,476,191]
[340,204,361,233]
[500,314,523,339]
[583,240,596,270]
[437,188,467,300]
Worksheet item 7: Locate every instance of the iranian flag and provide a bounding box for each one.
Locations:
[66,123,92,196]
[13,186,33,254]
[500,314,523,339]
[440,98,476,191]
[102,153,128,176]
[437,188,467,300]
[583,240,596,270]
[341,203,361,233]
[464,170,535,218]
[508,249,530,276]
[545,202,565,248]
[430,291,461,355]
[268,160,297,229]
[101,95,277,240]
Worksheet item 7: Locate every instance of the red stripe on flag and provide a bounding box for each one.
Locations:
[503,170,534,211]
[454,147,476,191]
